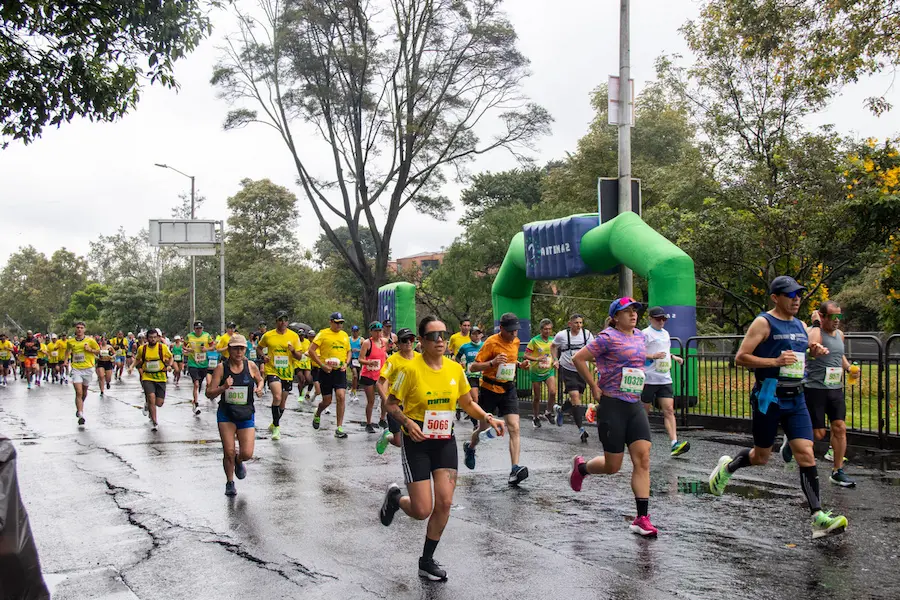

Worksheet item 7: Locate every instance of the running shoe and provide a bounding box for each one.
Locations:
[508,465,529,485]
[27,382,31,390]
[585,403,596,424]
[532,416,542,428]
[268,422,275,432]
[335,426,348,439]
[376,430,392,455]
[570,455,586,492]
[811,510,848,539]
[193,403,201,416]
[106,381,110,390]
[100,391,104,397]
[35,380,40,387]
[780,435,793,463]
[151,421,158,432]
[544,411,555,425]
[325,408,331,415]
[829,469,856,488]
[708,455,734,496]
[380,483,402,526]
[365,423,376,434]
[77,412,85,426]
[418,557,447,582]
[271,426,281,441]
[670,440,691,457]
[580,429,589,443]
[463,442,476,470]
[378,419,388,429]
[630,515,658,537]
[824,447,834,462]
[225,481,237,497]
[554,404,563,426]
[142,402,148,417]
[234,459,246,480]
[313,415,321,429]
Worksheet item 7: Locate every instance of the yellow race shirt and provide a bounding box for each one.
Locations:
[0,340,13,361]
[67,337,100,369]
[37,343,47,359]
[447,332,471,357]
[380,351,417,386]
[259,329,301,380]
[216,333,232,360]
[296,338,311,370]
[47,342,61,363]
[55,340,67,361]
[390,354,471,422]
[110,337,127,357]
[312,328,351,367]
[139,343,171,382]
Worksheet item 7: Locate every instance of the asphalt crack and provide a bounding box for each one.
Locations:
[205,539,337,586]
[73,439,138,474]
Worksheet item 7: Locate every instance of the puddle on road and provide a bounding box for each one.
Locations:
[674,477,784,500]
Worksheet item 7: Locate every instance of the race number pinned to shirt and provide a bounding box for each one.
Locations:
[208,356,219,368]
[351,358,361,369]
[248,347,257,360]
[496,363,516,382]
[226,387,248,405]
[620,368,646,394]
[99,350,109,358]
[73,352,85,364]
[145,360,162,373]
[326,357,341,368]
[655,355,671,373]
[825,367,843,386]
[194,352,207,363]
[779,353,806,379]
[422,411,453,439]
[273,355,290,369]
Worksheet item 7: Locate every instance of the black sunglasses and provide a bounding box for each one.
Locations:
[422,330,449,342]
[399,337,415,344]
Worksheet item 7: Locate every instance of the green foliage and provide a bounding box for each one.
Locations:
[226,178,299,271]
[59,283,109,331]
[459,167,552,223]
[101,279,161,334]
[0,1,215,146]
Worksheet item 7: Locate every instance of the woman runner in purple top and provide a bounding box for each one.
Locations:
[568,297,658,537]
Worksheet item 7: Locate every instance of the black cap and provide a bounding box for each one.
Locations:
[226,321,236,329]
[397,328,415,341]
[275,310,289,320]
[193,321,203,328]
[648,306,667,319]
[499,312,520,332]
[769,276,805,295]
[330,312,344,322]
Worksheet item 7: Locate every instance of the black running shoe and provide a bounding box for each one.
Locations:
[378,419,388,429]
[365,423,376,434]
[532,416,542,428]
[418,557,448,581]
[380,483,402,526]
[225,481,237,497]
[234,459,246,480]
[508,465,529,485]
[580,429,589,443]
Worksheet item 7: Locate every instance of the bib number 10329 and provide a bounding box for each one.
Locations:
[422,411,453,439]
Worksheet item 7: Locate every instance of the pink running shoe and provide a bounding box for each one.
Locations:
[570,456,586,492]
[630,515,658,537]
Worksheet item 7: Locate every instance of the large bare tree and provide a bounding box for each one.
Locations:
[211,0,550,320]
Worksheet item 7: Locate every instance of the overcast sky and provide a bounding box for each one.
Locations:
[2,0,898,267]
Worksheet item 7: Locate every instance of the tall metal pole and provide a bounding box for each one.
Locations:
[190,176,197,327]
[219,221,226,334]
[617,0,634,298]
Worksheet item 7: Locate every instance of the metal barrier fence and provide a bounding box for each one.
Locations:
[513,333,898,448]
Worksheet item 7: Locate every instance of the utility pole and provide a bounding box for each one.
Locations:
[190,175,196,326]
[618,0,633,298]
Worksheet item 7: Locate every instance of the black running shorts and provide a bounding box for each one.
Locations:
[319,369,347,396]
[400,431,458,484]
[804,386,846,429]
[596,395,651,454]
[266,375,293,393]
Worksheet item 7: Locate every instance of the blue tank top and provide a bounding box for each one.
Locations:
[350,337,362,359]
[753,312,808,385]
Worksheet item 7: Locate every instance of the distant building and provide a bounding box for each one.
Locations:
[388,251,445,275]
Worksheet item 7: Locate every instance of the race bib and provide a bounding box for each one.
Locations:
[51,351,59,358]
[225,387,248,405]
[620,367,646,393]
[825,367,843,386]
[326,357,341,368]
[145,360,162,373]
[779,353,806,379]
[73,352,85,364]
[351,358,361,368]
[273,355,290,369]
[262,347,269,355]
[496,362,516,382]
[369,359,382,371]
[208,356,219,368]
[0,351,9,360]
[538,356,552,369]
[248,347,257,360]
[422,410,453,439]
[655,355,671,373]
[99,350,108,358]
[194,352,206,363]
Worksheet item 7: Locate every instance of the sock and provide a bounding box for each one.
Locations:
[272,405,281,426]
[577,462,588,476]
[422,537,439,560]
[636,497,649,517]
[727,448,752,474]
[572,405,584,429]
[799,465,822,514]
[671,439,678,448]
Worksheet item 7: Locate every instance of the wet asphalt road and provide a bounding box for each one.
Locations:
[2,373,900,600]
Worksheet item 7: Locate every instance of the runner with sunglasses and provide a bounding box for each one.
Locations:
[641,307,688,456]
[568,298,658,537]
[708,276,849,539]
[376,328,419,454]
[379,316,506,581]
[806,301,856,487]
[464,312,531,486]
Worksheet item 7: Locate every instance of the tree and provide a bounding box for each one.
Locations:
[88,227,157,285]
[212,0,551,322]
[1,1,215,147]
[226,178,299,269]
[314,226,378,264]
[101,279,160,334]
[59,283,109,331]
[459,166,554,222]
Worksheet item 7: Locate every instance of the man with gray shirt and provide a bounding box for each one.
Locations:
[551,313,594,443]
[806,301,855,487]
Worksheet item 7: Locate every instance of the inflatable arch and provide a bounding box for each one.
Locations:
[377,282,417,333]
[492,211,697,345]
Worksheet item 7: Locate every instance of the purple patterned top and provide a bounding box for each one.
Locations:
[586,327,647,403]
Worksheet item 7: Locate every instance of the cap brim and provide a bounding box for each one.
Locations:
[614,301,643,314]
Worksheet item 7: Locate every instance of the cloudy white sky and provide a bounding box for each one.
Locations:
[2,0,898,266]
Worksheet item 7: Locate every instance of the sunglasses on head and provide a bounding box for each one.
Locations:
[422,330,449,342]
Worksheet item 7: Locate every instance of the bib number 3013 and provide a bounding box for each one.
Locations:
[422,411,453,439]
[619,367,646,393]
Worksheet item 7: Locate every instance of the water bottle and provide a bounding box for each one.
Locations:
[847,362,861,386]
[478,427,498,442]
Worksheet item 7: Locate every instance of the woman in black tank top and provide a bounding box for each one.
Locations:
[205,334,264,497]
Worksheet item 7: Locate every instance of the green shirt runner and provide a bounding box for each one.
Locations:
[527,335,556,381]
[186,332,212,369]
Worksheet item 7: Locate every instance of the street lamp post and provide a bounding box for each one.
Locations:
[617,0,633,298]
[154,163,197,326]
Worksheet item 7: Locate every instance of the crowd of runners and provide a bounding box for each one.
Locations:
[0,275,857,581]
